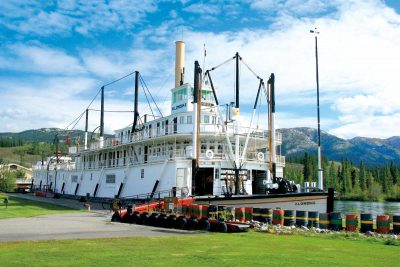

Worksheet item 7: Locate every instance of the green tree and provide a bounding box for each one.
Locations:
[359,161,367,191]
[351,168,361,196]
[0,167,16,192]
[382,164,392,194]
[389,160,399,185]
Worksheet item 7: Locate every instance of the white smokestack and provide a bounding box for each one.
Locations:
[175,41,185,88]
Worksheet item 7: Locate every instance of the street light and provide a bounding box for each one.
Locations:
[310,28,324,191]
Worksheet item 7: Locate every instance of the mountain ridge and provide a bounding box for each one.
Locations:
[278,127,400,165]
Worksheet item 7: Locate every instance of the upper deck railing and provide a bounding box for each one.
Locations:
[68,122,283,154]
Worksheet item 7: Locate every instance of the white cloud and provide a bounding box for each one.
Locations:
[330,113,400,139]
[0,44,86,75]
[1,0,400,140]
[0,0,157,36]
[183,3,221,15]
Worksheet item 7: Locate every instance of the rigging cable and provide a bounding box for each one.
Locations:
[88,109,134,113]
[140,74,163,117]
[240,57,262,80]
[63,71,135,132]
[206,55,235,73]
[139,75,155,119]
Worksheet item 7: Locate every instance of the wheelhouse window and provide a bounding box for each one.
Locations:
[106,174,116,184]
[71,175,78,183]
[187,115,192,124]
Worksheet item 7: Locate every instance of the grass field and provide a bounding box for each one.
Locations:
[0,194,79,219]
[0,232,398,267]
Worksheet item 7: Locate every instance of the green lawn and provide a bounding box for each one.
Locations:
[0,194,79,219]
[0,232,398,266]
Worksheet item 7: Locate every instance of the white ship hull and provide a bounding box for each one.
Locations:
[194,193,329,213]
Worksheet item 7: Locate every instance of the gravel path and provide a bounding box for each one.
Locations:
[0,194,202,242]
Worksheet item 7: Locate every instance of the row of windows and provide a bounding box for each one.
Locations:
[172,87,215,104]
[116,114,219,140]
[70,173,142,184]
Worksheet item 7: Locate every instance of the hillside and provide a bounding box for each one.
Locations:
[279,127,400,165]
[0,128,113,145]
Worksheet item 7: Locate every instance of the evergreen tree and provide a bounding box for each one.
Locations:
[328,161,337,189]
[351,168,361,196]
[382,164,392,194]
[359,161,367,191]
[389,160,399,185]
[303,153,311,182]
[343,161,352,195]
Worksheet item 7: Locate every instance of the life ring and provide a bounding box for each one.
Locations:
[206,150,214,159]
[257,152,264,161]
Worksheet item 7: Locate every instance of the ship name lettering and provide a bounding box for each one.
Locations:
[295,201,316,206]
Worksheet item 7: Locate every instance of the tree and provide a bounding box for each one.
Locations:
[0,167,16,192]
[359,161,367,191]
[390,160,399,185]
[328,161,337,189]
[382,164,392,194]
[351,168,361,196]
[303,153,311,182]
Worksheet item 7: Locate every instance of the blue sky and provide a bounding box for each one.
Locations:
[1,0,400,139]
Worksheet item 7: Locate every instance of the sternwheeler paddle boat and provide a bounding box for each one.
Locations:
[32,41,333,213]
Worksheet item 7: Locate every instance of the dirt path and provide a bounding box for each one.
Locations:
[1,194,202,242]
[0,212,201,242]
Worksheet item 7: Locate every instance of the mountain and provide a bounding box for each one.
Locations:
[0,128,112,144]
[278,127,400,165]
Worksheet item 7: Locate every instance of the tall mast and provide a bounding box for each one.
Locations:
[268,74,276,180]
[84,108,89,150]
[131,71,139,134]
[99,86,104,148]
[310,28,324,191]
[192,61,202,168]
[234,52,240,194]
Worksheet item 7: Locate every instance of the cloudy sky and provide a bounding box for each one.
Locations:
[0,0,399,139]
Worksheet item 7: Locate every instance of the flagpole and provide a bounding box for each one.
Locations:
[310,27,323,191]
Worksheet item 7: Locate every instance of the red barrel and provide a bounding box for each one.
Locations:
[376,215,390,234]
[244,207,253,222]
[182,204,190,218]
[235,207,246,222]
[345,214,358,232]
[272,209,284,226]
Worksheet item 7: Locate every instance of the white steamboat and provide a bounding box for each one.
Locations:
[33,41,332,212]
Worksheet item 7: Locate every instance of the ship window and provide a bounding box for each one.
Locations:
[71,175,78,183]
[204,115,209,124]
[212,116,216,124]
[179,116,184,124]
[187,115,192,124]
[106,174,116,184]
[141,169,144,179]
